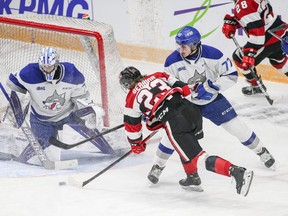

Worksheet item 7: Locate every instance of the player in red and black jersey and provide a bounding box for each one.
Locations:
[119,66,254,196]
[222,0,288,95]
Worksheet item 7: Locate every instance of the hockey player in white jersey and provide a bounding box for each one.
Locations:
[4,47,115,166]
[147,26,275,186]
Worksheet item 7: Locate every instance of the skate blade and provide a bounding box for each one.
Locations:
[241,171,254,197]
[266,162,276,171]
[147,176,159,185]
[67,176,83,188]
[269,164,276,171]
[181,185,204,192]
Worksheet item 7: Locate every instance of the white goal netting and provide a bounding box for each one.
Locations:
[0,14,125,126]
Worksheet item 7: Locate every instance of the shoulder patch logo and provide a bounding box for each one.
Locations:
[37,86,45,90]
[178,66,186,72]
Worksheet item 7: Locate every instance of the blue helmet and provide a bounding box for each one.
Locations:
[175,26,201,47]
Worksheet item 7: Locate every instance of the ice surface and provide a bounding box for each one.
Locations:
[0,59,288,216]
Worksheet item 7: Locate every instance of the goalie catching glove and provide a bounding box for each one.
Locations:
[75,98,105,129]
[74,106,97,129]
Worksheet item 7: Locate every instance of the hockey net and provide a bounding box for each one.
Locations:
[0,14,125,127]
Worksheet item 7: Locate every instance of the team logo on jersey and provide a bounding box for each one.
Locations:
[178,66,186,72]
[43,90,66,111]
[37,86,46,90]
[187,70,207,89]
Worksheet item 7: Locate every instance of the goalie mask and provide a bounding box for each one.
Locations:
[119,66,142,90]
[38,47,59,82]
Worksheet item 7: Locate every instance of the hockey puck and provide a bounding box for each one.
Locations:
[58,181,67,186]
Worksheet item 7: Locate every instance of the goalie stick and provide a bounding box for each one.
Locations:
[49,123,124,149]
[0,83,78,170]
[67,130,159,188]
[231,35,274,105]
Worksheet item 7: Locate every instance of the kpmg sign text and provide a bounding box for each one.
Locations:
[0,0,91,18]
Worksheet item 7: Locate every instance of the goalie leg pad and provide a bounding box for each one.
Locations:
[69,123,115,154]
[30,113,58,149]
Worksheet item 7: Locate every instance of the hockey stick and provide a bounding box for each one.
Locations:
[231,35,274,105]
[67,130,158,188]
[0,83,78,170]
[49,123,124,149]
[267,23,288,42]
[267,23,288,41]
[268,30,287,42]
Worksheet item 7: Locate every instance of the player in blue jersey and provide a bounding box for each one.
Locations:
[5,47,114,166]
[147,26,275,186]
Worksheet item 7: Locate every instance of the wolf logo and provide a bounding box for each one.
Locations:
[43,90,66,111]
[187,70,207,89]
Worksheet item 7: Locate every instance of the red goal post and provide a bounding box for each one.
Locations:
[0,15,125,127]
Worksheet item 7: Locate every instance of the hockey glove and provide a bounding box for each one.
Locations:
[131,140,146,154]
[195,80,220,100]
[240,48,257,70]
[75,98,105,129]
[74,106,97,129]
[222,14,240,39]
[281,36,288,55]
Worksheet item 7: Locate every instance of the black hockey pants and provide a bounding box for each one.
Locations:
[155,94,203,162]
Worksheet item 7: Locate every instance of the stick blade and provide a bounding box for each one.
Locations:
[67,176,84,188]
[265,95,274,105]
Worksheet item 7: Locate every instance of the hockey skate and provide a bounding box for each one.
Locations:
[242,85,266,95]
[147,164,165,184]
[257,147,276,169]
[179,172,203,192]
[229,165,254,197]
[242,76,266,96]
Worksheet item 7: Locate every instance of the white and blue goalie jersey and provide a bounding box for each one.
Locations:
[6,62,89,122]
